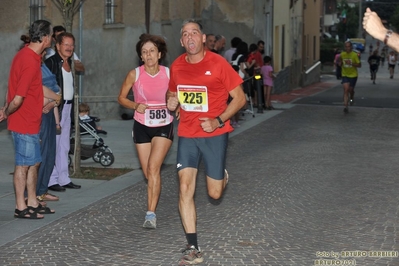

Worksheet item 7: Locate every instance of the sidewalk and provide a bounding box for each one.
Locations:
[0,76,339,248]
[271,74,339,104]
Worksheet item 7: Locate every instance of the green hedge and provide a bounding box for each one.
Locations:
[320,38,344,64]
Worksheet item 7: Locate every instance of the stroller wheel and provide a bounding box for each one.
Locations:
[100,152,114,167]
[93,150,102,163]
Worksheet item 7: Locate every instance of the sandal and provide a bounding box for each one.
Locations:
[14,208,44,219]
[28,205,55,214]
[38,192,59,201]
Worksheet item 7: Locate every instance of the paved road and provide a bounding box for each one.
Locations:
[297,38,399,110]
[2,102,399,265]
[1,51,399,264]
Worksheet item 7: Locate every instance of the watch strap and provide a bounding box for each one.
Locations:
[216,116,224,128]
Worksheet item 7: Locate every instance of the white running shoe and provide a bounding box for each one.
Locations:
[143,213,156,229]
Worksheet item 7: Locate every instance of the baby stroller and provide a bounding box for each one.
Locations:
[69,116,115,167]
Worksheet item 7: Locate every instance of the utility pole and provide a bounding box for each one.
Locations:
[358,0,363,38]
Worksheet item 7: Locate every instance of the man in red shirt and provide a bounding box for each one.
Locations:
[257,40,265,55]
[247,43,264,106]
[247,43,263,71]
[167,19,246,265]
[0,20,52,219]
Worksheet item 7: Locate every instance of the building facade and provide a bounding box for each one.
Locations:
[0,0,321,119]
[303,0,322,86]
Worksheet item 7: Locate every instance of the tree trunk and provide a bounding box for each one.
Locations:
[52,0,84,175]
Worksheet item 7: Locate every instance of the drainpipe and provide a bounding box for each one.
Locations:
[271,0,274,60]
[145,0,150,33]
[78,0,83,102]
[358,0,362,38]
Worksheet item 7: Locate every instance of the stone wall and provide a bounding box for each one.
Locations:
[273,67,291,94]
[302,62,322,87]
[291,59,303,89]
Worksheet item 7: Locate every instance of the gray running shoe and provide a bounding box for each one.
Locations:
[143,213,156,229]
[178,245,203,265]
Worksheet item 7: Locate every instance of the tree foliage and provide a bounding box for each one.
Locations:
[51,0,85,31]
[336,1,359,42]
[320,39,344,64]
[390,5,399,31]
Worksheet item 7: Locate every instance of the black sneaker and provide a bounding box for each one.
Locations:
[343,107,349,114]
[349,99,354,106]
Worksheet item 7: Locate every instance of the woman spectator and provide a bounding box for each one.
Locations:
[333,49,342,80]
[246,43,260,106]
[230,41,250,127]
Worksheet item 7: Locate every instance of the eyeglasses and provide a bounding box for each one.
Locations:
[61,43,75,48]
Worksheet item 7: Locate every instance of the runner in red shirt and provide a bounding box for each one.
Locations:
[167,19,246,265]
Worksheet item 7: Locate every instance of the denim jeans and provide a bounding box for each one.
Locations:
[36,112,56,196]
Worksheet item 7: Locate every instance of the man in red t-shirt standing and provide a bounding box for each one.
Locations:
[167,19,246,265]
[0,20,52,219]
[247,43,264,106]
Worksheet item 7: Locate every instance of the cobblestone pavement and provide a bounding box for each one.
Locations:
[1,104,399,265]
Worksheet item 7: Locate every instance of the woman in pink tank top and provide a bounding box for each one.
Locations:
[118,34,174,229]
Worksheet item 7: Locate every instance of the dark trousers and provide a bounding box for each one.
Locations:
[336,65,342,79]
[36,112,56,196]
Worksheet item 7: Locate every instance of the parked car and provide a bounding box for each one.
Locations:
[348,38,365,53]
[352,42,365,53]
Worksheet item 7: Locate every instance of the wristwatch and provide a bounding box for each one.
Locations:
[216,116,224,128]
[384,30,393,45]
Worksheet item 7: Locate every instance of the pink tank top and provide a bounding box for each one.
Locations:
[132,65,173,127]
